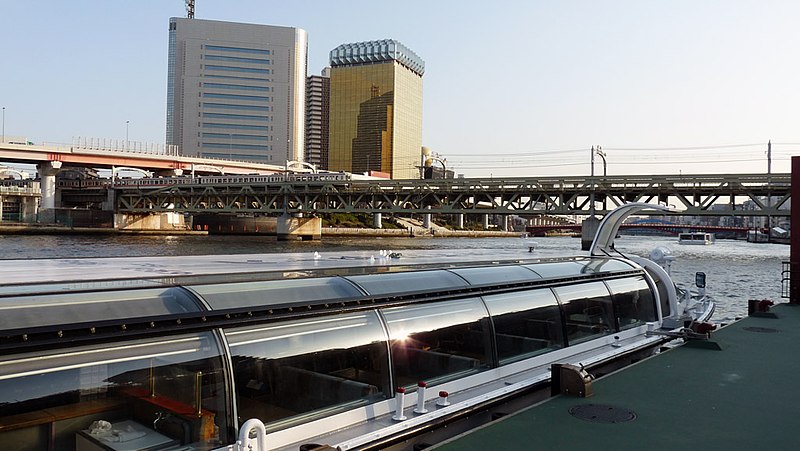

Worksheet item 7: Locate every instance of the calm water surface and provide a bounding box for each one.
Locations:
[0,233,788,322]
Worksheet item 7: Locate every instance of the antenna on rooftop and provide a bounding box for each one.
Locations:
[186,0,195,19]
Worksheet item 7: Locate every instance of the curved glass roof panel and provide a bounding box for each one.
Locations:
[345,270,468,296]
[189,277,363,310]
[523,258,636,279]
[583,258,637,273]
[522,261,593,278]
[0,287,203,331]
[449,265,540,285]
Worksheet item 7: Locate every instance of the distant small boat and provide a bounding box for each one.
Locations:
[678,232,715,245]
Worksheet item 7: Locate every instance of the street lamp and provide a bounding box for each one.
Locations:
[589,145,607,216]
[125,120,129,151]
[2,107,5,144]
[595,146,606,177]
[595,146,607,211]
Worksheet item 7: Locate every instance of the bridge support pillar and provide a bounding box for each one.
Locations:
[482,214,490,230]
[115,212,187,230]
[456,213,464,229]
[37,161,62,223]
[423,207,431,229]
[581,216,601,251]
[277,214,321,241]
[373,213,383,229]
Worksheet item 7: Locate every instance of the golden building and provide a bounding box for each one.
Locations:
[328,40,424,179]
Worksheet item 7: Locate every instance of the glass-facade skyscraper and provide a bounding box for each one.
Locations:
[166,18,307,163]
[328,40,424,179]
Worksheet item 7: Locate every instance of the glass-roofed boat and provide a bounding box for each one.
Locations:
[0,204,713,451]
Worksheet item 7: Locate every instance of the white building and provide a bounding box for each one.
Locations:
[166,18,308,163]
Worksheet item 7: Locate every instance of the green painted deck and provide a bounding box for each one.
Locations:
[435,303,800,450]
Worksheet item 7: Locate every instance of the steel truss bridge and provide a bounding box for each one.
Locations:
[114,173,791,217]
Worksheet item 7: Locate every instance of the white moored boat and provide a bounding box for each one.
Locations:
[678,232,715,245]
[0,204,713,451]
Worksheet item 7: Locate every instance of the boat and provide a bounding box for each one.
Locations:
[678,231,715,245]
[0,203,714,451]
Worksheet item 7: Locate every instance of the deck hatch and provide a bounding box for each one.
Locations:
[568,404,637,423]
[743,327,780,333]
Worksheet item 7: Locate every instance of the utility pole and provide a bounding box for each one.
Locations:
[590,146,596,217]
[767,140,772,241]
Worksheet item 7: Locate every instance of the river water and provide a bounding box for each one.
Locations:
[0,233,788,323]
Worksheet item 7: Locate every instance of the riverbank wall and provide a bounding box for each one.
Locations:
[0,223,521,238]
[321,227,521,238]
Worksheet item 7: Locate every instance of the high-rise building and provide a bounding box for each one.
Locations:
[305,68,330,170]
[166,18,307,163]
[328,40,424,179]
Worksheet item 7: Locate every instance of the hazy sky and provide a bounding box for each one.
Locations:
[1,0,798,177]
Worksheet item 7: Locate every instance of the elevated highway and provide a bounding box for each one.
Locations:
[0,141,284,175]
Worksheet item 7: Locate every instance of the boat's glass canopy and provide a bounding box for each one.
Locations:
[0,257,641,332]
[344,269,468,295]
[0,287,202,330]
[189,277,363,310]
[449,265,541,285]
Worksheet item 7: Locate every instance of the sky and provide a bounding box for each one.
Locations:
[1,0,798,177]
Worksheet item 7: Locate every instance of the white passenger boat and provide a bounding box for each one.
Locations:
[678,232,715,245]
[0,204,713,451]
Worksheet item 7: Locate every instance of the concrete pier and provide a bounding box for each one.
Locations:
[277,215,321,241]
[580,216,601,251]
[37,161,62,223]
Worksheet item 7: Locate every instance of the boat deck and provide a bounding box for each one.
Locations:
[435,303,800,450]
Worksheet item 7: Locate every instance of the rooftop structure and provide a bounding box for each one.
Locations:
[329,39,425,76]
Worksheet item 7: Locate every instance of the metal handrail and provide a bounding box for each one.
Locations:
[782,261,792,299]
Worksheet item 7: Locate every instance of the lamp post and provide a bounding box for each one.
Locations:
[125,120,129,151]
[595,146,607,211]
[2,107,5,144]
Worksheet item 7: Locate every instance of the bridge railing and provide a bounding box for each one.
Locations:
[69,137,180,156]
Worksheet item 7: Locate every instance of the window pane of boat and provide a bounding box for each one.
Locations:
[483,289,564,364]
[381,298,491,387]
[449,265,540,285]
[225,311,388,428]
[555,282,615,345]
[0,332,230,448]
[188,277,362,309]
[345,270,468,295]
[605,276,657,329]
[0,287,203,330]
